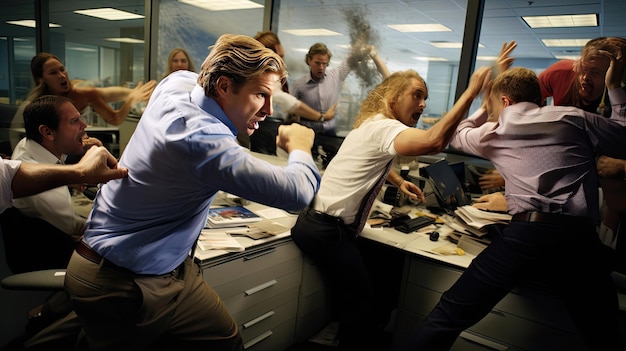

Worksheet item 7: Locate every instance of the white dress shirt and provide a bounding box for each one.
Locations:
[11,138,85,237]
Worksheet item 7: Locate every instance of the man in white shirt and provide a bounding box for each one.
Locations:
[11,95,97,240]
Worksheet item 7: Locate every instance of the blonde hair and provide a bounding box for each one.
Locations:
[197,34,287,97]
[163,47,196,78]
[353,70,426,128]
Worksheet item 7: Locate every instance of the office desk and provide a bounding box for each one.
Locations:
[193,151,589,351]
[194,200,331,351]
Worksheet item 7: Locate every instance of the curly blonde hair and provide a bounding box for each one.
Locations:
[353,70,426,128]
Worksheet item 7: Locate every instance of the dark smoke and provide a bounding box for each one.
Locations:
[342,6,382,86]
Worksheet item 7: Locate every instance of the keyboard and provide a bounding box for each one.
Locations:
[394,215,436,233]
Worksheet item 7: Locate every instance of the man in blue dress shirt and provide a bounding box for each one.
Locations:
[64,34,321,351]
[400,62,626,350]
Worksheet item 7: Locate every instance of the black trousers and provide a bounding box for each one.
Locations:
[397,218,623,351]
[291,208,383,350]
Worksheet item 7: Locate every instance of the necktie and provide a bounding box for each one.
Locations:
[352,160,393,237]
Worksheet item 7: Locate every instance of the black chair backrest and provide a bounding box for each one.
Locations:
[0,207,75,274]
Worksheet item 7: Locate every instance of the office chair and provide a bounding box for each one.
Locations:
[0,207,81,350]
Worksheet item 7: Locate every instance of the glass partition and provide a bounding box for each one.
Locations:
[274,0,469,136]
[154,0,265,81]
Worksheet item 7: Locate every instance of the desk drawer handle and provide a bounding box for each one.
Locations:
[243,248,276,261]
[245,279,278,295]
[243,330,273,349]
[459,331,508,350]
[242,311,275,329]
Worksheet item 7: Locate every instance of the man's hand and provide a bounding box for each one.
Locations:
[75,146,128,184]
[276,124,315,155]
[82,135,103,151]
[494,41,517,76]
[599,45,625,90]
[399,180,426,204]
[472,192,507,212]
[479,169,505,191]
[324,103,337,121]
[597,155,626,178]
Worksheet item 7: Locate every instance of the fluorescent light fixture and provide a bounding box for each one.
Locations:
[293,48,310,53]
[282,29,342,36]
[542,39,591,47]
[178,0,263,11]
[74,8,144,20]
[414,57,448,62]
[105,37,144,44]
[388,24,451,33]
[555,54,581,60]
[68,46,98,52]
[7,20,61,28]
[430,41,484,49]
[523,14,597,28]
[476,56,498,61]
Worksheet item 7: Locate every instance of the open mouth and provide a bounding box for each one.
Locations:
[412,111,422,122]
[247,120,260,130]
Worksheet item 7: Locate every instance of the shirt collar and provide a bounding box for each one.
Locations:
[307,71,325,84]
[24,138,66,164]
[190,84,237,136]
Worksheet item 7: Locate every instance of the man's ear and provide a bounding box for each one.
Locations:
[501,95,513,107]
[215,75,230,97]
[38,125,54,140]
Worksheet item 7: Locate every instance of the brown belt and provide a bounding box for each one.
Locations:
[75,240,131,273]
[76,240,104,264]
[511,211,593,226]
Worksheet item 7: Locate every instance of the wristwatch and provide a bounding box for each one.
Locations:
[319,113,325,122]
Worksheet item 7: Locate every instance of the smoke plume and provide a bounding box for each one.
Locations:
[342,6,381,86]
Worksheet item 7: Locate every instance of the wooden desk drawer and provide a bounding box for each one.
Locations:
[202,241,302,287]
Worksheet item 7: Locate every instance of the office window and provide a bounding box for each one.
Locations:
[274,0,469,135]
[0,0,36,105]
[154,0,265,80]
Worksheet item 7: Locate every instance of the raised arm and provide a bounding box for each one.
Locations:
[88,80,156,125]
[394,66,492,156]
[367,46,391,79]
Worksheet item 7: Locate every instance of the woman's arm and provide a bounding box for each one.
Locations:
[88,80,156,125]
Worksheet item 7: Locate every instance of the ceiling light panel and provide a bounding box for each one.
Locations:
[7,20,61,28]
[282,29,342,36]
[523,14,597,28]
[388,24,452,33]
[74,8,144,20]
[177,0,263,11]
[542,39,591,47]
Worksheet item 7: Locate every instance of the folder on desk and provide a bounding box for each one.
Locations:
[422,160,471,210]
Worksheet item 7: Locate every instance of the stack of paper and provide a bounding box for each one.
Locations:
[454,205,511,230]
[198,230,245,252]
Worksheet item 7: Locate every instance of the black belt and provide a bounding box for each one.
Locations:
[511,211,594,226]
[305,207,345,225]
